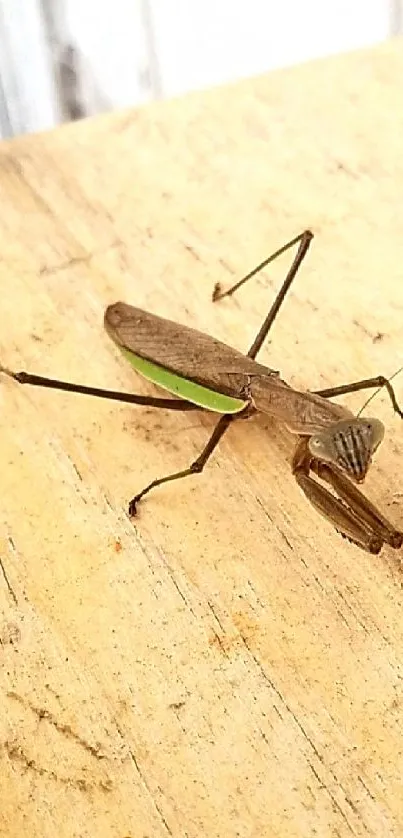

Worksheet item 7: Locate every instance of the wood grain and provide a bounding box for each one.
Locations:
[1,40,403,838]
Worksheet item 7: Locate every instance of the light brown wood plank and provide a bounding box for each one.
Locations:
[1,40,403,838]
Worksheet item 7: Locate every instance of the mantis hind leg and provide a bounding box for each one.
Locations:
[130,231,314,515]
[129,413,236,515]
[213,230,313,361]
[171,231,311,521]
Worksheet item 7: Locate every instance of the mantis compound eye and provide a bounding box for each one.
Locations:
[308,417,385,482]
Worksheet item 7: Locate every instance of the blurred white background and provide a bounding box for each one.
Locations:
[0,0,401,137]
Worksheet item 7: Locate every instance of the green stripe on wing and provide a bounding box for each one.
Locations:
[120,348,247,414]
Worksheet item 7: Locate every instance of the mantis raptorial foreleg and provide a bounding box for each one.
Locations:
[292,438,403,554]
[293,469,383,554]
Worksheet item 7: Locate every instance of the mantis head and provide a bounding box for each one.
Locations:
[308,417,385,482]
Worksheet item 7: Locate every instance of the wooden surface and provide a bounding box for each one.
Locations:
[1,40,403,838]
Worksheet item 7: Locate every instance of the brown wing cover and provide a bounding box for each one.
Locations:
[104,302,279,399]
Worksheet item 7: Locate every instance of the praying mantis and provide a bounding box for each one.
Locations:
[2,230,402,554]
